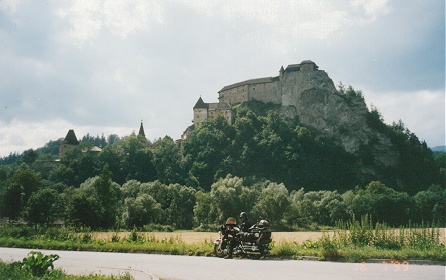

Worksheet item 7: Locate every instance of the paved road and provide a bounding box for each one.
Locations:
[1,248,444,280]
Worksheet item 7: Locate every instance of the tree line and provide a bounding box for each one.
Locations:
[0,164,444,230]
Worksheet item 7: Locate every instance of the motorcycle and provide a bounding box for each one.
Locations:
[214,219,272,259]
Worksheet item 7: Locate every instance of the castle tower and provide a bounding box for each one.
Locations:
[193,97,208,127]
[59,129,79,157]
[138,120,146,138]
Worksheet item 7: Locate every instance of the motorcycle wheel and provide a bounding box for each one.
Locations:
[214,243,225,258]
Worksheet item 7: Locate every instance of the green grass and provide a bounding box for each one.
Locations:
[269,216,445,263]
[0,226,214,257]
[0,260,134,280]
[0,218,444,263]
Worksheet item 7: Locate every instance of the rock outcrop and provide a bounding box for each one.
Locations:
[278,62,399,170]
[199,60,400,172]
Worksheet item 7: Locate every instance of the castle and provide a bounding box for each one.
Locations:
[183,60,321,140]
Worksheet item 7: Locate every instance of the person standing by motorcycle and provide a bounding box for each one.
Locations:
[239,212,251,232]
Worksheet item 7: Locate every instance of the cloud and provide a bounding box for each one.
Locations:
[364,89,445,147]
[179,1,350,41]
[0,0,443,157]
[57,0,165,46]
[350,0,391,21]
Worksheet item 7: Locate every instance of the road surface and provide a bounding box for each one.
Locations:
[1,248,444,280]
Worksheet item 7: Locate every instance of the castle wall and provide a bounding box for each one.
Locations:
[208,106,233,124]
[193,108,208,127]
[219,84,249,104]
[248,81,281,104]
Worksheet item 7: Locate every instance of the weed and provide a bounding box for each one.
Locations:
[15,251,60,277]
[128,226,139,242]
[82,232,92,243]
[318,234,340,260]
[111,232,121,242]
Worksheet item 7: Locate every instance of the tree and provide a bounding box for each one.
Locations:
[22,149,38,164]
[107,134,120,145]
[65,191,102,228]
[139,181,196,229]
[151,136,185,185]
[1,182,22,221]
[207,176,260,225]
[413,185,446,225]
[23,188,63,227]
[60,144,101,186]
[0,165,41,221]
[193,191,213,227]
[252,182,290,230]
[64,165,120,229]
[120,179,142,198]
[346,181,412,226]
[121,193,162,228]
[93,165,120,228]
[99,136,156,184]
[183,116,235,189]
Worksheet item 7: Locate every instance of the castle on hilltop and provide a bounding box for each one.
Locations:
[182,60,320,140]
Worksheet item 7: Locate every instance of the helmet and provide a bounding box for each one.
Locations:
[240,212,247,221]
[258,219,270,227]
[225,217,237,225]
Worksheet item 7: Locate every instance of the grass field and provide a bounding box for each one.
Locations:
[88,228,446,245]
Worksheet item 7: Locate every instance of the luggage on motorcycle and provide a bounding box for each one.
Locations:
[239,219,272,244]
[253,220,272,244]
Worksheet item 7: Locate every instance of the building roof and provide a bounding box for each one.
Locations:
[208,102,231,110]
[61,129,79,145]
[193,96,208,109]
[218,77,275,93]
[219,61,319,93]
[138,121,146,137]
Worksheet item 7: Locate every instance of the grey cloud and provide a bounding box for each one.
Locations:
[0,0,444,156]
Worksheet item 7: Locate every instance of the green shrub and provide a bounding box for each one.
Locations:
[318,235,339,260]
[128,226,139,242]
[15,251,60,277]
[111,232,121,242]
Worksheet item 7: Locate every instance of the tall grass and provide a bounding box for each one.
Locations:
[269,215,445,262]
[334,214,442,250]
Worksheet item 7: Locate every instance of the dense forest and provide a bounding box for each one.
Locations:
[0,92,445,230]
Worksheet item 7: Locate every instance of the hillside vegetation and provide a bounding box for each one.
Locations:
[0,88,445,230]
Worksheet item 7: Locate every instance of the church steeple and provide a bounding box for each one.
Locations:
[138,120,146,138]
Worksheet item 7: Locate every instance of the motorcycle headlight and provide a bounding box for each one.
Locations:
[255,233,259,238]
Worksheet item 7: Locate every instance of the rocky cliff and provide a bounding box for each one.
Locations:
[278,62,400,171]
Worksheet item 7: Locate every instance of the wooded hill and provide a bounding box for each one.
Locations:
[0,87,444,229]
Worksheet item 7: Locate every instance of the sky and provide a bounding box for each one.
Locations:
[0,0,444,157]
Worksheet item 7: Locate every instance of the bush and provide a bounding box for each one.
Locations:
[15,251,60,277]
[128,226,140,242]
[318,235,339,260]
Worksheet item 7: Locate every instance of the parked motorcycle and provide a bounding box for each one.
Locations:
[214,219,272,259]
